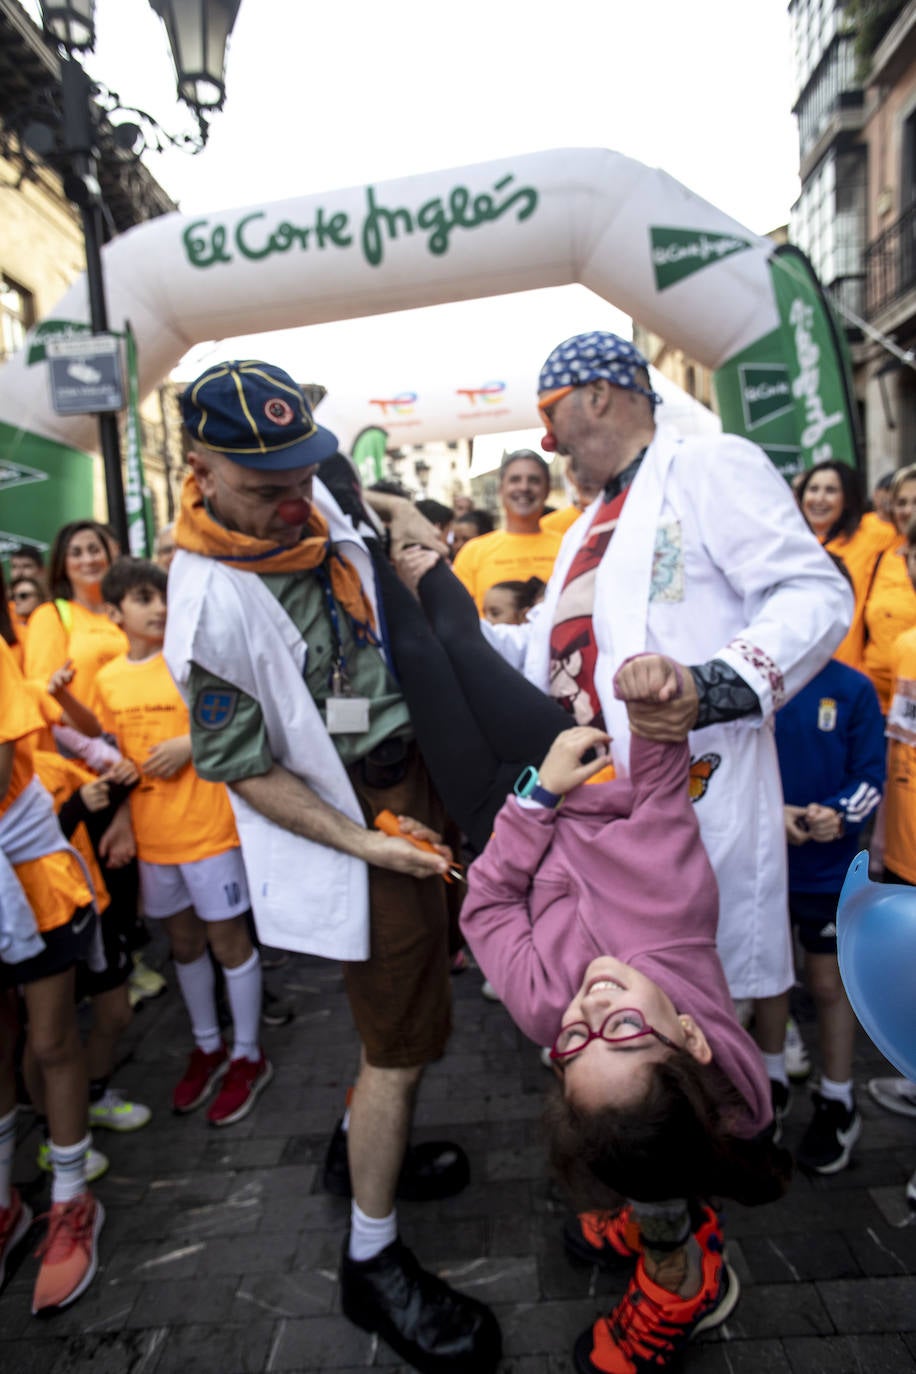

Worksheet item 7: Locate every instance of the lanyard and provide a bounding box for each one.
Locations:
[315,565,352,696]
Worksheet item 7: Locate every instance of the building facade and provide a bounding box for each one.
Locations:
[789,0,916,483]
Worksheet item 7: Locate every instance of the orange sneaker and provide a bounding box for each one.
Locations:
[32,1192,104,1316]
[0,1189,33,1288]
[573,1206,738,1373]
[564,1205,642,1269]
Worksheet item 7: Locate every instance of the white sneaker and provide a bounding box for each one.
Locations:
[481,980,501,1003]
[88,1088,152,1132]
[907,1168,916,1208]
[37,1140,109,1182]
[784,1018,812,1082]
[867,1077,916,1119]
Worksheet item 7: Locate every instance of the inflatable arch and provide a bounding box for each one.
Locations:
[0,146,859,547]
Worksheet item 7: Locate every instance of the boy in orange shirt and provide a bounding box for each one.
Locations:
[92,560,271,1127]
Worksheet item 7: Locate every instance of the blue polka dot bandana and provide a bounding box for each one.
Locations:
[538,332,663,409]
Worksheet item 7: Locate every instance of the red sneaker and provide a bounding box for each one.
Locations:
[564,1205,642,1268]
[31,1192,104,1315]
[0,1189,33,1288]
[172,1044,229,1114]
[206,1053,273,1127]
[573,1206,738,1373]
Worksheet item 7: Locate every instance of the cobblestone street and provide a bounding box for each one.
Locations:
[2,935,915,1374]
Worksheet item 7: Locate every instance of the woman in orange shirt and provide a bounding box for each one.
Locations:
[24,521,127,711]
[796,461,897,669]
[862,465,916,713]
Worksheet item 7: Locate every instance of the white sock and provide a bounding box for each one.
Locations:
[341,1107,351,1133]
[174,952,223,1054]
[820,1075,855,1111]
[348,1200,397,1262]
[0,1106,16,1209]
[763,1052,788,1086]
[49,1135,89,1205]
[224,949,262,1062]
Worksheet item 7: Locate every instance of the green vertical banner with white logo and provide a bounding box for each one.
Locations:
[124,323,154,557]
[713,244,861,480]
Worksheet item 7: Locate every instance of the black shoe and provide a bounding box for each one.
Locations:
[260,988,295,1028]
[796,1091,861,1174]
[770,1079,790,1144]
[322,1121,470,1201]
[340,1236,501,1374]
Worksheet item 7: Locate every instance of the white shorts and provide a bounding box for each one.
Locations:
[139,849,250,922]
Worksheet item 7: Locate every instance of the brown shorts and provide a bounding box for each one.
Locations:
[343,742,452,1069]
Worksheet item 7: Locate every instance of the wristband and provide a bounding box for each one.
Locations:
[514,765,564,809]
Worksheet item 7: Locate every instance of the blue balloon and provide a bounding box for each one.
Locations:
[837,852,916,1082]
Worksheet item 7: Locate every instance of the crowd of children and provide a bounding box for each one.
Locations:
[2,451,916,1337]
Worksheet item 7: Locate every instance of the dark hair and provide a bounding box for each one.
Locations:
[369,479,413,499]
[11,543,44,568]
[907,515,916,548]
[487,576,546,614]
[416,499,454,529]
[454,509,495,536]
[48,521,116,600]
[499,448,551,483]
[545,1050,791,1209]
[795,461,864,543]
[0,566,14,648]
[826,551,854,589]
[101,557,168,608]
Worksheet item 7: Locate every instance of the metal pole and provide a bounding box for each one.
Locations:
[60,57,129,552]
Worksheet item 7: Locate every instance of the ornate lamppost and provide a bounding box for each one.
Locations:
[35,0,240,549]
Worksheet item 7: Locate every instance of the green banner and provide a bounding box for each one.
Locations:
[650,226,753,291]
[124,324,154,558]
[0,420,95,560]
[714,246,861,479]
[351,426,388,485]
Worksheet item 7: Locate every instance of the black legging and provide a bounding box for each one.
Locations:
[372,550,571,852]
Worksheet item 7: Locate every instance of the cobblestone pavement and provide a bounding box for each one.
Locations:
[2,934,915,1374]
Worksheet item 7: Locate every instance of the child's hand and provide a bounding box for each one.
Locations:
[538,727,611,796]
[47,660,75,696]
[103,758,140,787]
[79,778,110,812]
[613,653,683,703]
[804,803,844,843]
[98,806,136,868]
[395,546,440,594]
[784,804,811,846]
[143,736,192,779]
[613,654,699,741]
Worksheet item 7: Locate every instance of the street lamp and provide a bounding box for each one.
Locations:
[37,0,239,549]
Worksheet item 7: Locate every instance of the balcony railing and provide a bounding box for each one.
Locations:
[865,202,916,319]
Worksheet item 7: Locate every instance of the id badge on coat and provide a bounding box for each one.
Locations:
[326,696,370,734]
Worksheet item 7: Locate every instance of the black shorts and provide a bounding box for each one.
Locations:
[789,891,839,955]
[76,905,132,999]
[0,905,98,988]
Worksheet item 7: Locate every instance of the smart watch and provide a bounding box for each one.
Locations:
[514,765,564,809]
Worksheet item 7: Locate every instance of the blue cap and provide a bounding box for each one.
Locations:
[180,360,338,470]
[539,331,663,409]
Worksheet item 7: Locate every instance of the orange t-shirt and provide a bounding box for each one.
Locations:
[884,626,916,884]
[91,652,240,865]
[540,506,583,536]
[0,638,93,932]
[826,519,898,669]
[862,546,916,712]
[32,750,111,915]
[25,600,129,708]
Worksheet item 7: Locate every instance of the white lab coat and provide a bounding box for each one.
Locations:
[496,430,853,998]
[164,480,377,961]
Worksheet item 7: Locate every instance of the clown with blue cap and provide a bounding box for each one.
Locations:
[483,329,857,1373]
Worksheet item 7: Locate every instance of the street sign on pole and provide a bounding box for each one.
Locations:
[46,334,124,415]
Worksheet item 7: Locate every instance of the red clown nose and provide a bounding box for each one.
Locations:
[276,498,313,526]
[541,433,558,453]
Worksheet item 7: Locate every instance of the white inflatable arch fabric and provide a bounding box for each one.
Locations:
[0,147,783,461]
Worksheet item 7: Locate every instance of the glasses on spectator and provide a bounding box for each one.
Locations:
[537,385,576,433]
[550,1007,680,1063]
[12,590,37,602]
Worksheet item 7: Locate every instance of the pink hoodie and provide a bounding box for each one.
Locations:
[460,734,772,1137]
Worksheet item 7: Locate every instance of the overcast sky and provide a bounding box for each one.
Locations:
[23,0,802,427]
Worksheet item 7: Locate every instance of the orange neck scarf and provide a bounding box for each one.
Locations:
[174,473,376,635]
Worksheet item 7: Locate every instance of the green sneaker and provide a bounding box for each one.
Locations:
[128,955,167,1006]
[37,1140,109,1183]
[89,1088,151,1132]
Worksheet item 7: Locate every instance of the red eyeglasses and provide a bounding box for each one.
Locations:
[550,1007,680,1063]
